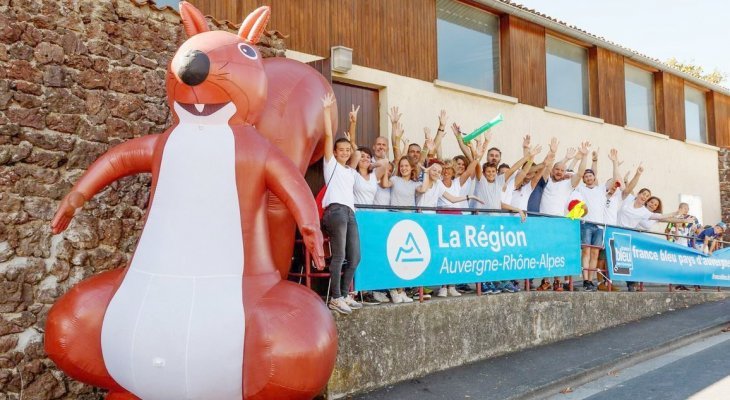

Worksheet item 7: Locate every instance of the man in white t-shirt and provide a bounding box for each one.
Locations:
[574,149,621,291]
[539,142,588,216]
[538,141,590,291]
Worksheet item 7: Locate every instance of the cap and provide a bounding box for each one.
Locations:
[717,221,726,229]
[583,169,595,175]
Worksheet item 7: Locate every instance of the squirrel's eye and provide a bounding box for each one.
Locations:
[238,43,258,60]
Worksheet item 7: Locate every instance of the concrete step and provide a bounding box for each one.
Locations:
[351,297,730,399]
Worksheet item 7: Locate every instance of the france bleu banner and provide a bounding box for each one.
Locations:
[605,226,730,287]
[353,211,581,290]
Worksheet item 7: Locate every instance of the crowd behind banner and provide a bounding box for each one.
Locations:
[314,96,727,315]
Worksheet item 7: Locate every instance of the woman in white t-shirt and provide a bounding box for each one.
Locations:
[416,161,481,297]
[320,95,363,314]
[354,147,387,207]
[617,188,694,291]
[438,156,477,210]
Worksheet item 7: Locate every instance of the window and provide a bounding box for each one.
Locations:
[546,36,589,115]
[684,85,707,143]
[624,65,656,131]
[437,0,500,93]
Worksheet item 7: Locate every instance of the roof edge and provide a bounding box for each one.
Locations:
[477,0,730,96]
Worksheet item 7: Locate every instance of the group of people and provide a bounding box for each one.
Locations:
[317,95,725,315]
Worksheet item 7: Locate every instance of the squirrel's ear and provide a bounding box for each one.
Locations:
[179,1,210,37]
[238,6,270,44]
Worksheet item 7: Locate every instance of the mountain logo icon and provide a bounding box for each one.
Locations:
[387,220,431,280]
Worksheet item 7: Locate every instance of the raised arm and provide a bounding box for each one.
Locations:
[451,122,472,160]
[373,158,389,180]
[433,109,448,159]
[623,163,643,199]
[322,93,335,162]
[530,149,555,189]
[388,106,404,161]
[265,146,325,269]
[571,141,590,188]
[541,137,560,181]
[380,167,393,188]
[522,134,531,157]
[346,104,361,168]
[608,148,621,183]
[51,134,159,234]
[505,145,542,182]
[591,148,599,177]
[416,164,433,193]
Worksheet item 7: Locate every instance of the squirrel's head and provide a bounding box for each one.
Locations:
[166,2,270,125]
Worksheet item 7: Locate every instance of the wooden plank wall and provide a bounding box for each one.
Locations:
[499,15,546,108]
[655,72,686,141]
[190,0,437,81]
[332,82,380,150]
[708,92,730,147]
[589,47,626,126]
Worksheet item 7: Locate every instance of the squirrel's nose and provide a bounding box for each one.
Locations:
[177,50,210,87]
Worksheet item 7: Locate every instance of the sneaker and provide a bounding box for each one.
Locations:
[562,282,571,291]
[437,287,448,297]
[492,282,504,294]
[537,279,551,291]
[390,289,403,304]
[447,286,462,297]
[675,285,689,291]
[694,286,701,292]
[359,292,381,306]
[400,292,414,303]
[456,284,474,293]
[627,284,636,292]
[344,295,363,309]
[422,287,434,295]
[412,292,431,300]
[553,280,564,292]
[501,282,517,293]
[373,291,391,303]
[582,280,593,292]
[328,297,352,315]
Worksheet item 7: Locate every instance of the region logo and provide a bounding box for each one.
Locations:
[609,232,633,276]
[386,220,431,280]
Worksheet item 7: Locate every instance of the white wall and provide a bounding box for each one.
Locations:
[286,50,722,224]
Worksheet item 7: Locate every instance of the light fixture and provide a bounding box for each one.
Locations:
[330,46,353,73]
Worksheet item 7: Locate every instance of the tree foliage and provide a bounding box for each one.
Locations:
[665,58,726,85]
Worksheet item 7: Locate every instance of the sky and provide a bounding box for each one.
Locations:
[512,0,729,80]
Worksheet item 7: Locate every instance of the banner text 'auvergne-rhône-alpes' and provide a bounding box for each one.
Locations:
[354,211,581,290]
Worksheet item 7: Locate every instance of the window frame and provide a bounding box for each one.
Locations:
[544,33,591,116]
[435,0,502,94]
[683,82,710,144]
[623,62,657,133]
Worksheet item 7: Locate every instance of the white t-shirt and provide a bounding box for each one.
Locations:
[474,175,505,209]
[389,176,420,207]
[510,182,534,211]
[500,174,516,205]
[353,172,377,205]
[604,189,623,226]
[439,179,466,208]
[540,178,574,216]
[373,185,391,206]
[322,156,357,211]
[576,183,607,224]
[617,195,659,229]
[418,180,447,208]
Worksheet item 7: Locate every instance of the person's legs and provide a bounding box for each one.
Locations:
[322,205,348,299]
[341,208,361,296]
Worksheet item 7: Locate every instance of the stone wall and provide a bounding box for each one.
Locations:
[719,148,730,241]
[0,1,284,399]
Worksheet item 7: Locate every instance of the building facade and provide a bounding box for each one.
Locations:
[187,0,730,224]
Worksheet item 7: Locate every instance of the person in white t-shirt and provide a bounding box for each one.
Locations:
[574,149,621,291]
[617,187,695,291]
[510,142,555,211]
[320,95,363,315]
[439,156,478,210]
[538,141,590,291]
[354,147,388,207]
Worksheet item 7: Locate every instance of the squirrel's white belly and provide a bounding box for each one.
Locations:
[101,120,245,400]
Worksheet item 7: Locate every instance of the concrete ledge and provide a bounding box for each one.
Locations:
[326,291,729,398]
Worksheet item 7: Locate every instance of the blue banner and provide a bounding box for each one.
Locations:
[605,227,730,287]
[353,211,581,290]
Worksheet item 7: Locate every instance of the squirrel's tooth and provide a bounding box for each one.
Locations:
[194,103,205,113]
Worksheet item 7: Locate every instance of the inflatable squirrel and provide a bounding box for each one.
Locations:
[45,3,337,399]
